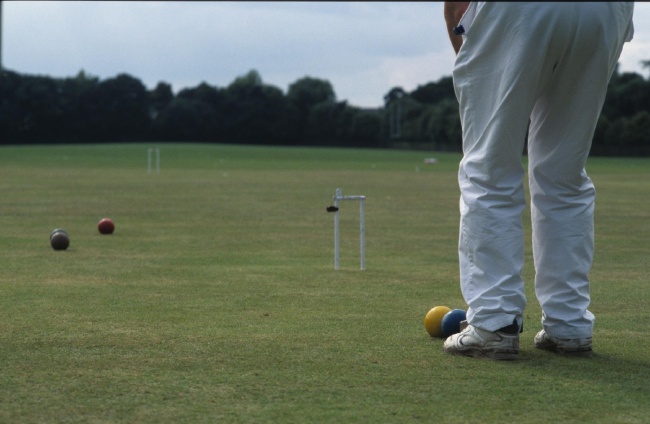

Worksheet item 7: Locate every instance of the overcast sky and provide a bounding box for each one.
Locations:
[4,1,649,108]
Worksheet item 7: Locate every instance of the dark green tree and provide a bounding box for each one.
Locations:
[410,76,456,105]
[286,77,336,144]
[82,73,150,141]
[222,70,289,144]
[149,82,174,121]
[602,65,650,121]
[348,110,383,147]
[150,97,217,141]
[620,111,650,155]
[59,70,101,141]
[305,101,349,146]
[4,73,63,142]
[419,99,462,151]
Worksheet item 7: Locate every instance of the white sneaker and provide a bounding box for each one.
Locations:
[443,324,519,360]
[534,330,592,357]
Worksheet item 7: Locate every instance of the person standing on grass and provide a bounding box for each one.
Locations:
[442,2,634,360]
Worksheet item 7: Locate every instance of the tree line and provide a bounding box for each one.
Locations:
[1,64,649,155]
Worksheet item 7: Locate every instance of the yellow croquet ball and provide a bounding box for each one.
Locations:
[424,306,451,338]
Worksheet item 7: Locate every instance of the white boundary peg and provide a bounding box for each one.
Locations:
[329,188,366,270]
[147,148,160,174]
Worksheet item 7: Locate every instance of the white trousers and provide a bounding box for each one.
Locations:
[453,2,634,339]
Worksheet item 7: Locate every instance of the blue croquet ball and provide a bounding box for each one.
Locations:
[441,309,467,337]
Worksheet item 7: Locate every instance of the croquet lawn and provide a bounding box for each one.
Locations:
[1,143,649,423]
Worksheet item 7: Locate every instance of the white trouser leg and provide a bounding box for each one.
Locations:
[453,2,633,334]
[528,3,634,339]
[455,2,537,332]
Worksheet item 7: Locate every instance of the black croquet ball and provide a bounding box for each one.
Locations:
[50,230,70,251]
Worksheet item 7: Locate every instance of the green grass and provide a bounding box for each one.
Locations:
[0,143,649,423]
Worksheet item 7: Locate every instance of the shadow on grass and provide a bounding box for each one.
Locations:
[515,347,650,400]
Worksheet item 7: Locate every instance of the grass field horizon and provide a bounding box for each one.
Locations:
[1,143,649,423]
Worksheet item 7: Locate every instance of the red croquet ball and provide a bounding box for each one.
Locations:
[98,218,115,235]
